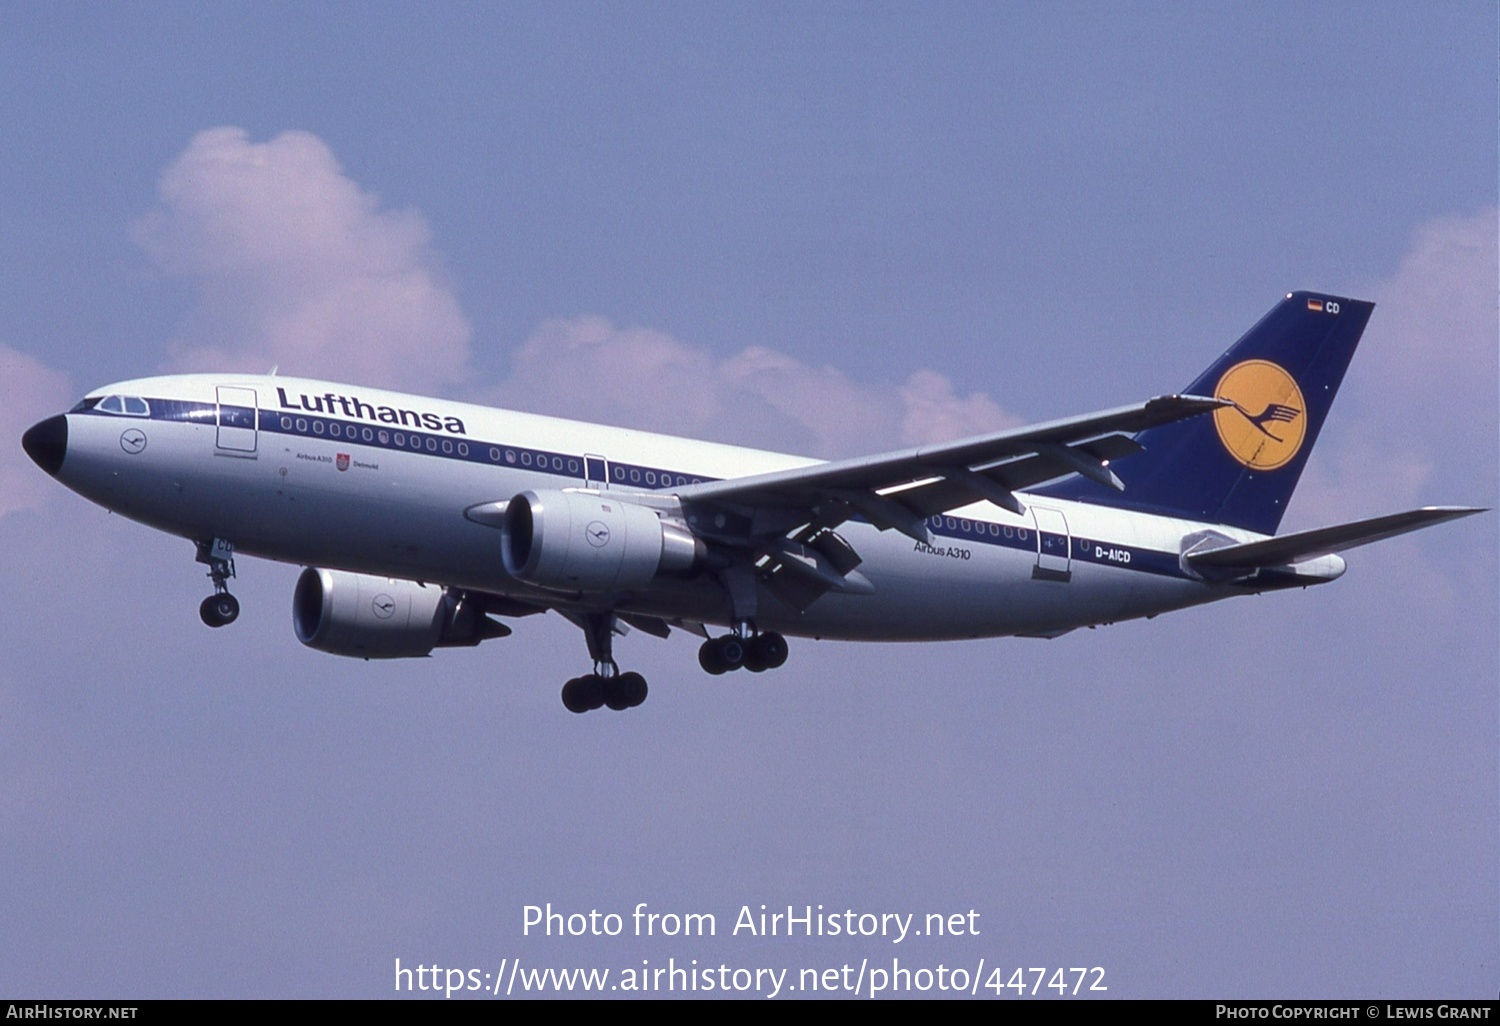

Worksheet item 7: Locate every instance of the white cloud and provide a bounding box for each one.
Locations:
[134,127,471,393]
[1360,207,1498,402]
[1288,207,1496,615]
[897,368,1020,447]
[491,315,1021,457]
[0,346,73,518]
[133,127,1023,457]
[1293,206,1498,526]
[495,316,721,437]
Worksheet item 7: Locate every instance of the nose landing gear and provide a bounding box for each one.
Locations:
[195,538,240,628]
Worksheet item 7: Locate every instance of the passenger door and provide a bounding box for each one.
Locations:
[215,386,259,455]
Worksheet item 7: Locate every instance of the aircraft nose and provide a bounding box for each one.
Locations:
[21,414,67,477]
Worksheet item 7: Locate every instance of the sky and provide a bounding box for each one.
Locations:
[0,2,1495,1000]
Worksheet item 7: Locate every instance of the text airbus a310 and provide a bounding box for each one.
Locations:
[22,292,1483,712]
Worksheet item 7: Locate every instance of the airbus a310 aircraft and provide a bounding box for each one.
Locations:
[21,292,1483,712]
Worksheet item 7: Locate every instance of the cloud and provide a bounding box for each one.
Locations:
[1360,207,1498,402]
[494,316,721,437]
[1293,206,1498,526]
[1288,207,1497,614]
[135,128,1021,458]
[492,315,1021,458]
[0,346,73,517]
[133,128,471,393]
[896,368,1021,447]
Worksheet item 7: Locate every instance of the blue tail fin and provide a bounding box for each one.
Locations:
[1034,291,1373,535]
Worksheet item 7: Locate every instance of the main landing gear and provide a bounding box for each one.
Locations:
[696,565,790,675]
[698,625,788,675]
[195,538,240,628]
[562,612,649,714]
[561,670,648,714]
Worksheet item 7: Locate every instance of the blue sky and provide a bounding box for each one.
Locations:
[0,3,1495,998]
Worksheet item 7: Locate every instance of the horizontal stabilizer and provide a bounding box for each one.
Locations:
[1185,506,1486,571]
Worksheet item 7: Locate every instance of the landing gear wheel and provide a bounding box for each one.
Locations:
[746,631,788,672]
[199,592,240,628]
[566,671,647,712]
[618,671,648,708]
[561,677,590,714]
[717,636,747,671]
[699,635,747,674]
[602,675,631,711]
[561,674,606,713]
[699,638,727,675]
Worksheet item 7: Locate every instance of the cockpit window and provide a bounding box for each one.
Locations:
[94,395,150,416]
[70,397,101,413]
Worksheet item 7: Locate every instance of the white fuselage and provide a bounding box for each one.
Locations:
[54,374,1270,641]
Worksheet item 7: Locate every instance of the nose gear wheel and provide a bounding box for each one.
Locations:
[195,538,240,628]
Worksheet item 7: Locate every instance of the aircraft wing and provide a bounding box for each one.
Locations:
[1184,506,1487,571]
[674,394,1229,542]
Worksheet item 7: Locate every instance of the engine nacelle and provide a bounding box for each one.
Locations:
[500,489,703,593]
[293,568,499,659]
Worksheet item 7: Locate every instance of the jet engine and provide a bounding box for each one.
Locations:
[293,567,506,659]
[500,489,704,593]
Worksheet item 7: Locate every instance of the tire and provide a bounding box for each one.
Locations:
[751,631,788,670]
[717,636,746,671]
[699,638,728,675]
[618,671,648,708]
[561,677,591,714]
[578,673,605,711]
[199,593,238,628]
[602,675,631,711]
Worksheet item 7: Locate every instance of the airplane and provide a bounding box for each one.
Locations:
[20,291,1485,713]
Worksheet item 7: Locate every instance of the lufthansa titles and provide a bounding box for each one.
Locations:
[277,387,466,435]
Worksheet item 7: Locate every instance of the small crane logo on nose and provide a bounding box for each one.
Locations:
[120,429,147,454]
